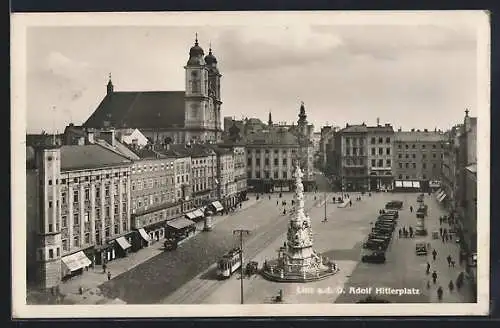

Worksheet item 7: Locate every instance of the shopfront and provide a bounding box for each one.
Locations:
[114,236,132,258]
[209,200,224,214]
[393,180,422,192]
[137,228,151,248]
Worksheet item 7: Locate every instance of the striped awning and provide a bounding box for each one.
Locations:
[193,209,205,218]
[115,236,132,250]
[438,192,447,203]
[211,201,224,212]
[185,211,197,220]
[138,228,151,242]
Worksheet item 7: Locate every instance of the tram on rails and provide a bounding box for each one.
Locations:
[217,248,243,279]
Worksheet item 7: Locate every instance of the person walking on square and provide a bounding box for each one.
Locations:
[447,255,452,267]
[432,249,437,261]
[107,271,111,281]
[437,286,443,301]
[103,263,107,274]
[439,227,443,236]
[410,205,413,213]
[398,228,402,238]
[448,280,454,292]
[409,226,414,238]
[426,262,431,275]
[432,270,438,284]
[451,260,455,268]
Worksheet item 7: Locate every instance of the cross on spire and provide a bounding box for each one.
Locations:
[195,32,198,45]
[465,108,470,117]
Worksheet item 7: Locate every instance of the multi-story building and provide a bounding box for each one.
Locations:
[26,143,133,289]
[129,147,181,250]
[441,124,462,210]
[393,129,446,190]
[367,124,394,191]
[212,147,237,209]
[337,123,369,191]
[219,145,248,203]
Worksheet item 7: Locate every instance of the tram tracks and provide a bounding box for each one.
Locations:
[163,196,321,304]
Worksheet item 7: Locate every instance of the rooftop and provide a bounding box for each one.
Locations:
[83,91,185,129]
[60,145,132,171]
[394,131,446,143]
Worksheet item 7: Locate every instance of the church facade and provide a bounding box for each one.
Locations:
[83,36,223,144]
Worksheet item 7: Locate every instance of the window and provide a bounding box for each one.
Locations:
[386,148,391,155]
[423,163,427,169]
[256,171,261,179]
[265,171,270,179]
[283,171,287,179]
[282,158,287,166]
[122,202,127,213]
[49,249,54,259]
[73,190,79,203]
[412,144,416,149]
[378,159,383,167]
[123,222,127,232]
[406,175,410,179]
[62,239,68,251]
[399,163,403,169]
[398,174,403,179]
[48,223,53,232]
[114,224,119,234]
[85,233,90,244]
[371,159,376,167]
[371,148,376,155]
[61,192,66,204]
[433,163,437,168]
[412,163,416,168]
[84,212,89,223]
[105,185,110,196]
[105,227,110,237]
[105,206,110,218]
[96,207,101,219]
[423,154,427,159]
[422,144,426,149]
[85,188,90,200]
[405,163,409,168]
[405,144,409,149]
[61,215,67,228]
[386,137,390,143]
[73,213,79,225]
[255,158,260,166]
[274,171,279,179]
[378,137,383,144]
[405,154,409,159]
[247,158,252,166]
[432,144,436,149]
[432,153,437,158]
[274,158,278,165]
[423,174,427,179]
[49,201,52,208]
[73,236,80,248]
[371,137,376,144]
[412,154,416,159]
[386,159,391,166]
[264,158,269,165]
[398,144,402,149]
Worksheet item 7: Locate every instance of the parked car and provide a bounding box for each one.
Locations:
[384,210,399,218]
[385,200,403,210]
[415,242,427,255]
[368,233,391,243]
[362,251,386,263]
[363,239,388,251]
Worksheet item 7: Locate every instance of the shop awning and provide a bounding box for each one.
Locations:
[395,181,403,187]
[438,192,447,203]
[211,201,224,212]
[61,251,91,272]
[167,217,196,230]
[402,181,413,188]
[115,236,132,250]
[437,190,445,199]
[138,228,151,242]
[193,209,205,218]
[412,181,421,188]
[185,211,197,220]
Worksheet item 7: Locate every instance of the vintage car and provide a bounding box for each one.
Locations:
[362,251,386,263]
[384,210,399,218]
[385,200,403,210]
[163,237,179,251]
[415,242,428,255]
[363,238,388,251]
[368,233,391,243]
[245,261,259,276]
[375,222,395,231]
[371,227,393,235]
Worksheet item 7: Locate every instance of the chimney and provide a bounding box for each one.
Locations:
[411,128,415,132]
[398,128,402,132]
[424,129,428,132]
[101,130,116,147]
[376,117,380,126]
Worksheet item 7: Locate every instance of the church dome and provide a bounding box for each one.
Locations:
[204,48,218,65]
[187,36,205,65]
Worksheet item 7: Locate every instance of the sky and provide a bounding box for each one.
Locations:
[23,12,482,134]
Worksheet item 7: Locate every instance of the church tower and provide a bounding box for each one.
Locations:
[184,34,210,142]
[204,43,223,142]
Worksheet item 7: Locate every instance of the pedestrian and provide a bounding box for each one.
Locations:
[441,234,446,243]
[443,228,447,235]
[410,205,413,213]
[269,195,271,200]
[398,228,402,238]
[283,208,286,215]
[409,226,414,238]
[426,262,431,275]
[447,255,452,267]
[276,200,279,206]
[432,249,437,261]
[456,272,464,290]
[451,260,455,268]
[103,263,107,273]
[439,227,443,236]
[432,270,438,284]
[349,200,352,207]
[437,286,443,301]
[448,280,454,292]
[107,271,111,281]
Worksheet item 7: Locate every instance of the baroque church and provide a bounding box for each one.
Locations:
[83,36,223,144]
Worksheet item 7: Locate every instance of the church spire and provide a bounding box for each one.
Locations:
[298,101,307,125]
[268,111,273,126]
[107,73,114,95]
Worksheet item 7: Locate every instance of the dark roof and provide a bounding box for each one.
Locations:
[26,134,63,147]
[128,146,166,159]
[394,131,446,143]
[60,145,132,171]
[339,125,368,133]
[167,143,216,158]
[245,128,299,146]
[83,91,185,129]
[367,125,394,132]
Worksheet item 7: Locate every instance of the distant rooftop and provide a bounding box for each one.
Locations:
[60,145,132,171]
[394,131,446,143]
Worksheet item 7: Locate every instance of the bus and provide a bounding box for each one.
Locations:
[217,248,242,279]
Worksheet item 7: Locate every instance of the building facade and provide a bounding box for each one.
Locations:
[337,124,369,191]
[393,129,446,190]
[27,144,134,289]
[367,124,394,191]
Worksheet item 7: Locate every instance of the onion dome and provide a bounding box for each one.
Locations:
[204,47,218,65]
[187,34,205,65]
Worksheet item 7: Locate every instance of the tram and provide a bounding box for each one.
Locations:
[217,248,242,279]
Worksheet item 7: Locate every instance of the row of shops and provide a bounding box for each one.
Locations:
[248,179,317,193]
[59,199,233,281]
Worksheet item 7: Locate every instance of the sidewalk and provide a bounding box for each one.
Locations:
[30,196,263,305]
[413,194,475,303]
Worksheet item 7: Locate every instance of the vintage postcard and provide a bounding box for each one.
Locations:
[11,11,490,318]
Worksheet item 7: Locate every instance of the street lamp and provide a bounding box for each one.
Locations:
[233,229,250,304]
[323,190,328,222]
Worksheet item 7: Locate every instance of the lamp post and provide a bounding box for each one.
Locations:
[233,229,250,304]
[323,190,328,222]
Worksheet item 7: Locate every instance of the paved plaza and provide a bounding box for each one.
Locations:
[31,175,476,305]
